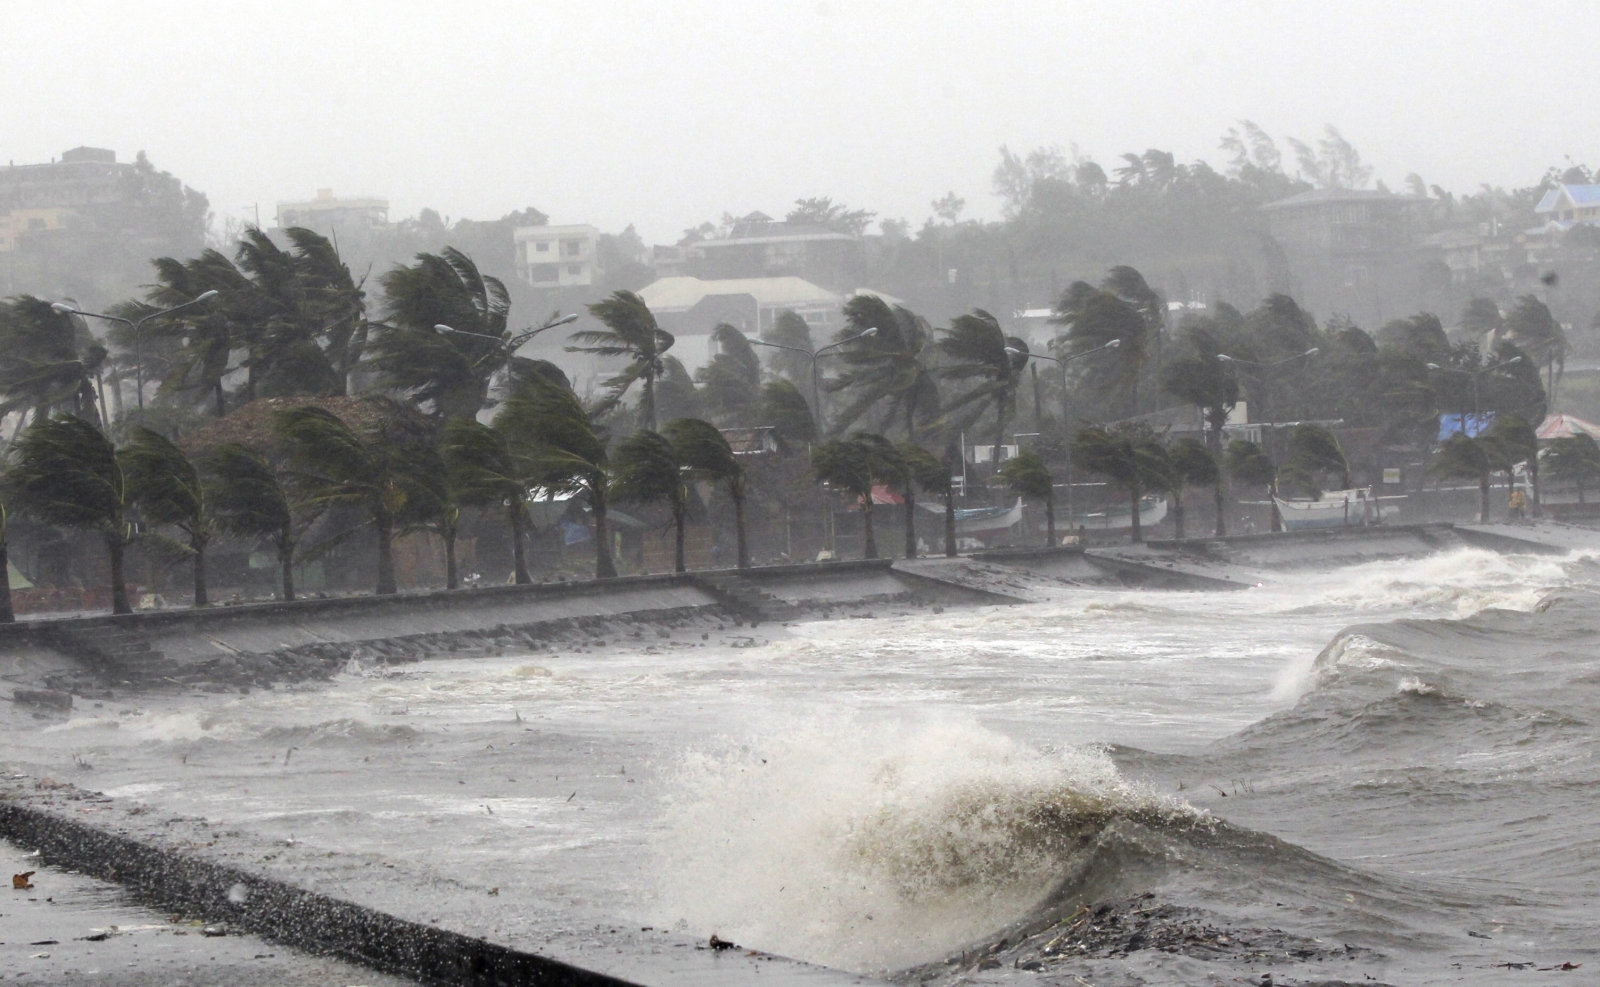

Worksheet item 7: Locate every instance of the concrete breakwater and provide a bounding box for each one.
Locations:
[0,522,1578,695]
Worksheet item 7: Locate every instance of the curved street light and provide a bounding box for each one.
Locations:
[1003,338,1122,521]
[1426,355,1522,425]
[53,290,220,415]
[433,312,581,393]
[748,326,877,433]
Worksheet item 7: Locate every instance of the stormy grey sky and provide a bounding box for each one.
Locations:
[6,1,1594,243]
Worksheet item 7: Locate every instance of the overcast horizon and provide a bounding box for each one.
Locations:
[7,1,1597,245]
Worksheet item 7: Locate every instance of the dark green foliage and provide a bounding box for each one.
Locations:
[611,429,689,572]
[696,324,762,426]
[1073,425,1169,543]
[1052,284,1146,415]
[829,295,940,440]
[1285,424,1350,489]
[122,427,213,605]
[938,309,1029,456]
[201,442,302,600]
[571,290,675,430]
[897,442,945,557]
[655,356,704,423]
[1542,434,1600,504]
[1168,437,1222,538]
[1162,323,1238,449]
[371,248,510,420]
[441,418,538,584]
[0,296,107,426]
[8,415,132,613]
[810,432,902,559]
[761,379,816,447]
[761,310,815,386]
[1430,434,1492,522]
[663,417,749,568]
[998,449,1056,546]
[496,376,616,579]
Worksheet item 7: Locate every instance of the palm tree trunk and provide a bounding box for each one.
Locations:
[191,534,208,607]
[673,504,686,573]
[376,518,397,595]
[642,372,657,432]
[107,534,131,615]
[1213,479,1227,537]
[862,497,878,559]
[593,495,618,579]
[1479,472,1490,523]
[993,404,1008,476]
[444,528,459,590]
[214,380,226,418]
[1530,458,1542,518]
[278,536,296,601]
[0,537,14,624]
[732,484,750,569]
[1173,489,1186,540]
[509,502,531,584]
[1044,490,1056,547]
[903,487,917,558]
[1269,477,1283,533]
[1128,481,1144,544]
[944,491,957,557]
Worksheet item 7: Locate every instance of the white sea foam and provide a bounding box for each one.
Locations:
[652,714,1197,973]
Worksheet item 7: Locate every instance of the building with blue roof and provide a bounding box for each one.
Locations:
[1534,184,1600,230]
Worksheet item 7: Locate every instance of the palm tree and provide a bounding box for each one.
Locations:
[1162,325,1238,453]
[663,418,750,569]
[497,377,617,579]
[655,356,704,423]
[999,449,1056,546]
[570,290,675,430]
[202,442,305,601]
[402,441,462,590]
[937,310,1028,466]
[828,295,940,440]
[441,418,539,584]
[897,443,945,558]
[0,296,108,429]
[122,427,214,606]
[1226,439,1280,532]
[810,433,900,559]
[9,415,133,614]
[0,497,11,624]
[1542,433,1600,504]
[273,402,426,595]
[761,379,816,447]
[1051,283,1148,418]
[1430,434,1492,522]
[696,324,763,425]
[761,309,815,387]
[371,248,513,420]
[1285,424,1350,489]
[611,430,689,572]
[1505,294,1567,401]
[1167,437,1221,539]
[1483,413,1540,514]
[1075,425,1169,543]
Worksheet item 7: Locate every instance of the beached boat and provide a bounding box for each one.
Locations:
[1066,495,1168,531]
[917,497,1025,534]
[1274,487,1387,530]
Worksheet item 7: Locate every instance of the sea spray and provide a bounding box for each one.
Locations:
[652,714,1200,972]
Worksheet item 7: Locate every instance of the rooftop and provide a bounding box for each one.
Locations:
[637,275,841,312]
[1535,184,1600,213]
[1260,187,1425,211]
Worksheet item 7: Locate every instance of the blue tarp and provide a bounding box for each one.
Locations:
[1439,412,1495,440]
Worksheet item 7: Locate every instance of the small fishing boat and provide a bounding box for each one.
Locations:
[918,497,1025,534]
[1066,495,1168,531]
[1274,487,1389,530]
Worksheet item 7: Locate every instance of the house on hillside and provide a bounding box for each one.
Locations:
[275,188,390,235]
[514,224,600,288]
[1261,187,1426,326]
[1534,184,1600,230]
[683,212,864,290]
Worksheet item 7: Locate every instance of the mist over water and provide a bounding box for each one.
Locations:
[5,546,1598,981]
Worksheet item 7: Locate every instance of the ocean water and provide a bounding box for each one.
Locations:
[4,546,1597,983]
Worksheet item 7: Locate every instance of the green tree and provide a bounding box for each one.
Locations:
[1505,294,1566,399]
[760,379,817,447]
[1483,413,1540,514]
[696,324,762,425]
[1225,439,1280,532]
[273,402,426,595]
[1052,283,1148,417]
[828,295,940,441]
[810,433,901,559]
[1285,424,1350,488]
[497,377,617,579]
[121,427,214,606]
[1162,323,1239,453]
[202,442,306,601]
[761,310,815,388]
[897,443,946,558]
[9,415,133,614]
[1074,425,1169,543]
[937,310,1029,464]
[370,248,512,420]
[998,449,1056,546]
[0,493,11,624]
[571,290,675,430]
[1542,433,1600,504]
[1168,437,1222,539]
[663,418,750,569]
[402,442,463,590]
[611,429,689,572]
[655,356,704,423]
[441,419,538,584]
[1430,434,1492,522]
[0,297,108,429]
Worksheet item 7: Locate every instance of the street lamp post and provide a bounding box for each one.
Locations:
[1425,356,1523,429]
[1004,338,1122,527]
[434,312,580,394]
[1215,348,1320,425]
[54,291,220,417]
[748,326,878,435]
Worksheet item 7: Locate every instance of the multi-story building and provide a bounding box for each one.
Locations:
[275,188,389,235]
[1535,184,1600,229]
[683,212,863,291]
[515,224,599,288]
[1260,187,1426,324]
[0,147,133,252]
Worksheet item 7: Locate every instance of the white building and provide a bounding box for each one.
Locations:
[275,189,389,232]
[515,224,600,288]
